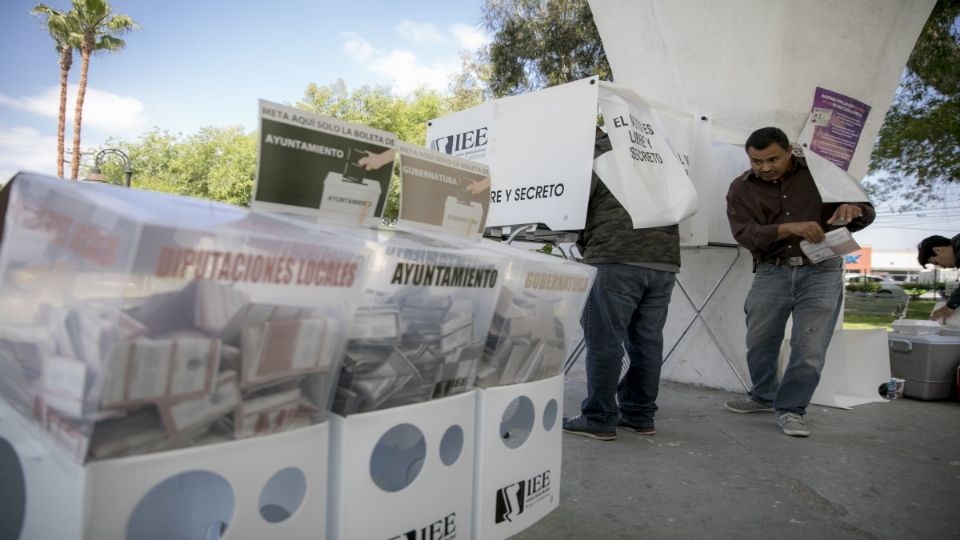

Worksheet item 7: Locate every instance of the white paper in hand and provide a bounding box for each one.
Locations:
[799,228,860,263]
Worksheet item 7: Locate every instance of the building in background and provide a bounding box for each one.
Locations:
[846,247,923,282]
[846,246,960,291]
[844,246,873,275]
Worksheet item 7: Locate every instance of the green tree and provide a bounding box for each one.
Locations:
[481,0,610,97]
[31,3,81,178]
[867,0,960,207]
[69,0,139,180]
[448,50,493,111]
[99,126,257,206]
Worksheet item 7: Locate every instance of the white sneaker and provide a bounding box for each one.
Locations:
[777,412,810,437]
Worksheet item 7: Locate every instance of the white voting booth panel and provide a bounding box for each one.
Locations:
[426,77,598,232]
[328,391,475,540]
[812,329,891,408]
[780,329,892,409]
[474,374,563,540]
[0,396,329,540]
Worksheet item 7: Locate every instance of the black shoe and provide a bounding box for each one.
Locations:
[562,415,616,441]
[617,419,656,435]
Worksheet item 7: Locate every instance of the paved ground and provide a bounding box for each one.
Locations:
[515,363,960,540]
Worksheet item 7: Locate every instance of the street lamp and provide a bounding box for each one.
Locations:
[86,148,133,187]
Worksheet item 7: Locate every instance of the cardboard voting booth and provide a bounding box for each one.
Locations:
[0,173,372,539]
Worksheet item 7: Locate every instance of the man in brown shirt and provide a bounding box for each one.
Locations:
[724,127,874,437]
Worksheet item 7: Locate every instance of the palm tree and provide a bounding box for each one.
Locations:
[69,0,138,180]
[31,4,81,179]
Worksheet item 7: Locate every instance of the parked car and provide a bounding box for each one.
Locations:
[844,274,906,296]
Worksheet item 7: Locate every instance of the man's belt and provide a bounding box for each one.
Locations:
[764,256,808,266]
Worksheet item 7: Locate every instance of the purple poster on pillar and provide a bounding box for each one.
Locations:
[808,87,871,171]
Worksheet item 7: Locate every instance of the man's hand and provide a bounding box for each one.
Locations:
[466,177,490,195]
[778,221,825,243]
[358,149,397,171]
[930,304,956,322]
[827,204,863,226]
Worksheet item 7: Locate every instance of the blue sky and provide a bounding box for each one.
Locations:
[0,0,487,178]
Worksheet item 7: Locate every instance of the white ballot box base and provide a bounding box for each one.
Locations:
[0,397,86,540]
[0,397,329,540]
[474,374,563,540]
[328,391,476,540]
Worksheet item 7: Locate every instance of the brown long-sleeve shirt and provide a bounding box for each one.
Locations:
[726,156,875,263]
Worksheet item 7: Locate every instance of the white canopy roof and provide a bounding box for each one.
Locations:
[589,0,935,180]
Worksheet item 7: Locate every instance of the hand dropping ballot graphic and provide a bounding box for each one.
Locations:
[253,99,396,225]
[397,141,491,238]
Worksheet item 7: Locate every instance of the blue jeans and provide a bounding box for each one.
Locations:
[744,258,844,415]
[580,264,676,428]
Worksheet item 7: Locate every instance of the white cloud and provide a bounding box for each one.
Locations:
[370,50,458,94]
[342,32,375,62]
[450,23,490,50]
[340,33,458,94]
[0,125,58,182]
[397,19,443,44]
[0,84,147,135]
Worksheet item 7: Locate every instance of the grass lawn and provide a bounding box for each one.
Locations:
[843,299,937,330]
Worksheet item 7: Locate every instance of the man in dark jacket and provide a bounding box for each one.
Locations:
[562,129,680,441]
[725,127,875,437]
[917,234,960,321]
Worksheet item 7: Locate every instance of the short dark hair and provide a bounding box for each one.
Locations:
[745,127,790,152]
[917,235,952,266]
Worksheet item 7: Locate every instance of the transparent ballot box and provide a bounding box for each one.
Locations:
[475,240,596,388]
[331,227,508,414]
[0,172,369,463]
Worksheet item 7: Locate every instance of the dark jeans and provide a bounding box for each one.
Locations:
[579,263,676,428]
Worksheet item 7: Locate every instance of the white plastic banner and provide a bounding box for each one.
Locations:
[594,82,699,228]
[796,116,870,203]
